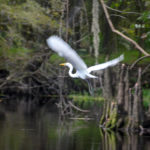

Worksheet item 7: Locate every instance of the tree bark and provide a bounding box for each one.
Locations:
[92,0,100,64]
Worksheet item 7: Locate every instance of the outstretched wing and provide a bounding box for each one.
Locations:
[47,36,87,71]
[87,54,124,73]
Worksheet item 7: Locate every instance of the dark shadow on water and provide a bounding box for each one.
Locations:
[0,99,150,150]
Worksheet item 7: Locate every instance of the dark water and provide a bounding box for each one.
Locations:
[0,104,150,150]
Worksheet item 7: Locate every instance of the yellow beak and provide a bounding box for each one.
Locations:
[59,63,66,66]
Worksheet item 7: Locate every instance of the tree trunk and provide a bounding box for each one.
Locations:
[100,66,144,131]
[132,68,144,129]
[91,0,100,64]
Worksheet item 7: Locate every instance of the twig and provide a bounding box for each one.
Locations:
[130,55,150,69]
[99,0,150,56]
[142,64,150,75]
[110,14,127,19]
[73,34,90,44]
[68,101,90,113]
[105,5,141,15]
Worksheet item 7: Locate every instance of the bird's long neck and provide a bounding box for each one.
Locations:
[68,64,78,78]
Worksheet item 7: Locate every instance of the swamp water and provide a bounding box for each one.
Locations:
[0,102,150,150]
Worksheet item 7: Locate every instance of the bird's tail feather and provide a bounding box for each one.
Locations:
[85,79,94,96]
[86,73,97,79]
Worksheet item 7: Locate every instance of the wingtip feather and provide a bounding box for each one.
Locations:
[119,54,124,61]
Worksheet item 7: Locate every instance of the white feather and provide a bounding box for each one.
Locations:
[47,36,87,71]
[87,54,124,73]
[47,35,124,79]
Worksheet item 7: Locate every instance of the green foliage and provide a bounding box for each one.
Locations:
[143,89,150,109]
[106,0,150,52]
[111,50,150,65]
[0,1,54,29]
[137,11,150,50]
[69,94,104,109]
[144,32,150,48]
[50,54,65,64]
[83,50,150,66]
[0,0,149,98]
[138,11,150,23]
[8,47,31,57]
[105,106,117,129]
[70,93,105,102]
[0,0,65,49]
[111,1,121,8]
[0,0,66,70]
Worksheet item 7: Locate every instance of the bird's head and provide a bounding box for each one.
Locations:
[59,63,66,66]
[59,63,72,68]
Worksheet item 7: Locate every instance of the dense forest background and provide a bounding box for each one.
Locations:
[0,0,150,103]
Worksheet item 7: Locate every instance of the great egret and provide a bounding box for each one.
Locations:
[46,35,124,80]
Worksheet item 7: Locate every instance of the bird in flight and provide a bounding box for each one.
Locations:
[47,35,124,80]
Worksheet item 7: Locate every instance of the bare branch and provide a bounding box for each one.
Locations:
[68,101,90,113]
[73,34,90,44]
[99,0,150,56]
[110,14,127,19]
[105,5,141,15]
[142,64,150,75]
[130,55,150,69]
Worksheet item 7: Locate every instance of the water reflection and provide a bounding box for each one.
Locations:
[0,103,150,150]
[99,129,150,150]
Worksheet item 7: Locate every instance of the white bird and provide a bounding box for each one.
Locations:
[47,36,124,80]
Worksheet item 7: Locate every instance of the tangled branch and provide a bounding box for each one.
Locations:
[130,55,150,69]
[99,0,150,56]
